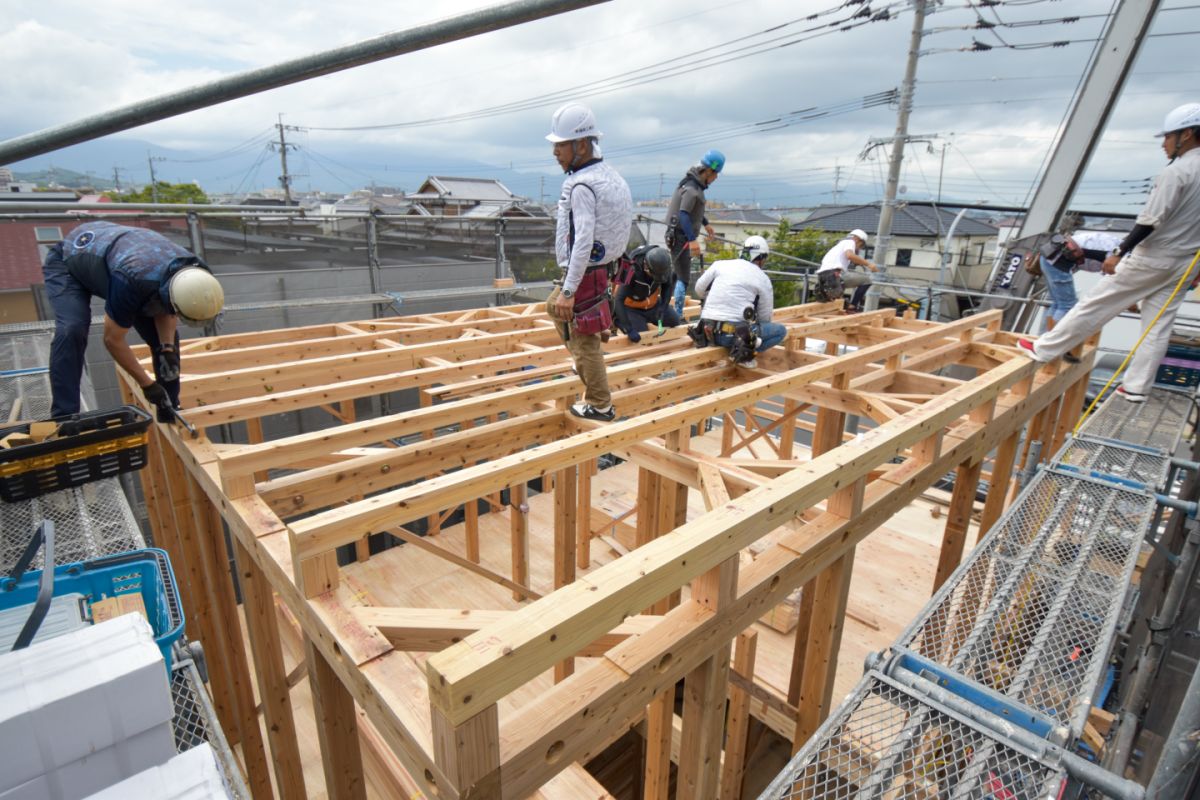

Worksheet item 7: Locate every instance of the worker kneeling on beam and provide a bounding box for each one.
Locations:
[688,235,787,369]
[612,244,681,343]
[43,221,225,421]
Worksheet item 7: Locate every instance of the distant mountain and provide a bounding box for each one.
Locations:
[12,166,115,191]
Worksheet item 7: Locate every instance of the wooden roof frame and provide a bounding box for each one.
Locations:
[123,298,1094,800]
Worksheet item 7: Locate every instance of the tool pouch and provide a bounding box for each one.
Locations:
[572,296,613,336]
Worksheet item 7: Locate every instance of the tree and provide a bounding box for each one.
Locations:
[106,182,208,204]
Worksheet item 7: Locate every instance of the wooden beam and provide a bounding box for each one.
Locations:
[427,351,1027,728]
[355,607,660,656]
[293,313,1009,557]
[308,641,368,800]
[510,482,531,602]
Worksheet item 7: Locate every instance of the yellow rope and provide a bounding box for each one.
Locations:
[1072,247,1200,434]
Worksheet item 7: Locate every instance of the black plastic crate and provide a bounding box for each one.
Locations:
[0,406,153,502]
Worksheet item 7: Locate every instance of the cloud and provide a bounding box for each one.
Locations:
[2,0,1195,212]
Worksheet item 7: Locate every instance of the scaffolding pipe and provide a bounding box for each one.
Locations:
[1104,524,1200,774]
[1144,617,1200,798]
[0,0,609,164]
[888,665,1145,800]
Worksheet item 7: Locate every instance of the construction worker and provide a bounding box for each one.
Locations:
[816,229,878,312]
[1018,102,1200,402]
[1037,230,1122,331]
[544,102,634,421]
[613,245,681,343]
[665,149,724,315]
[43,221,225,418]
[692,235,787,368]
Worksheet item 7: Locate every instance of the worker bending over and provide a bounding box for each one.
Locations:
[691,235,787,368]
[816,228,878,312]
[613,245,681,342]
[43,221,225,419]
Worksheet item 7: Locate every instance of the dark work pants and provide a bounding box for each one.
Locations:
[43,260,178,417]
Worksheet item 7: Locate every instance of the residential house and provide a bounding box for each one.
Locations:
[796,202,1000,290]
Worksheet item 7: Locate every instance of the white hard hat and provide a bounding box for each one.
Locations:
[546,102,602,143]
[169,266,224,325]
[849,229,869,243]
[743,235,770,263]
[1157,102,1200,136]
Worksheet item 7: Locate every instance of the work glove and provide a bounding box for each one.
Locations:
[154,343,181,383]
[144,382,177,423]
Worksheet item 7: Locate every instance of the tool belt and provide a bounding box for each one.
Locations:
[814,270,845,303]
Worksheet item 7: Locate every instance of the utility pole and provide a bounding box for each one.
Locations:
[936,142,948,204]
[832,163,842,204]
[146,152,164,203]
[539,175,545,206]
[658,172,664,202]
[271,113,300,206]
[865,0,928,311]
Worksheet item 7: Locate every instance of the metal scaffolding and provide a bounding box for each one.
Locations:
[0,331,248,798]
[760,385,1197,800]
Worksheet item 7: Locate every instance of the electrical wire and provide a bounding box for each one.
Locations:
[302,0,906,132]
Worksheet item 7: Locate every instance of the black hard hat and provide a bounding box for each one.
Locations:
[643,246,672,283]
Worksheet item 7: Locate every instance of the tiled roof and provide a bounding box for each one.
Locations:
[797,203,998,237]
[413,176,518,203]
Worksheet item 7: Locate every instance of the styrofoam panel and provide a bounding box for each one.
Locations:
[0,615,173,791]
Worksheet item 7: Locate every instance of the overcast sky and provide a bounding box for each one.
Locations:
[1,0,1196,213]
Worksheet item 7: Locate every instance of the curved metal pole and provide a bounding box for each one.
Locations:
[0,0,608,164]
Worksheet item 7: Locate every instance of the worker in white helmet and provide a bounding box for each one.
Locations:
[42,221,225,418]
[544,102,634,422]
[691,235,788,369]
[816,228,878,312]
[1018,102,1200,402]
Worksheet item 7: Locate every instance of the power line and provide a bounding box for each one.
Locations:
[302,0,905,133]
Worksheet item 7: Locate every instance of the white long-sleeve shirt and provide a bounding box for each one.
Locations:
[694,258,774,322]
[554,159,633,293]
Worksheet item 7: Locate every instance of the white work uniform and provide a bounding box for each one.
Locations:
[554,159,633,293]
[1032,149,1200,393]
[818,239,858,273]
[694,258,774,322]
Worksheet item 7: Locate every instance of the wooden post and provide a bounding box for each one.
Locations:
[979,431,1020,538]
[635,467,671,800]
[933,458,984,592]
[792,472,863,752]
[577,458,593,571]
[778,398,799,460]
[554,464,577,682]
[462,417,481,563]
[432,704,501,800]
[235,542,308,799]
[307,642,368,800]
[184,479,273,799]
[720,631,759,800]
[510,482,530,601]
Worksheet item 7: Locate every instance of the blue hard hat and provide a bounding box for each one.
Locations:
[700,149,725,174]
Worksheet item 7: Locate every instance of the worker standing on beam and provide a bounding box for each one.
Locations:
[665,149,724,315]
[43,221,225,418]
[545,102,634,422]
[1018,102,1200,402]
